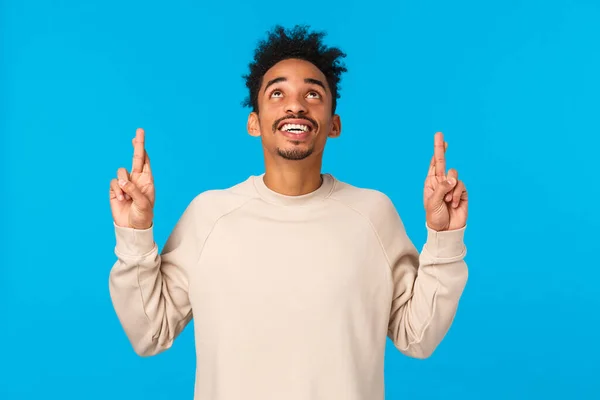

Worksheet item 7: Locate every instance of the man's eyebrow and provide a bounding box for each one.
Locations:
[263,77,328,93]
[263,77,286,94]
[304,78,327,92]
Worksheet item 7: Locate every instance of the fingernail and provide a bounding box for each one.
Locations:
[118,194,124,201]
[119,179,126,186]
[447,178,455,185]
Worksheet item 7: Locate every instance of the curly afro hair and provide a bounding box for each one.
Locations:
[242,24,347,115]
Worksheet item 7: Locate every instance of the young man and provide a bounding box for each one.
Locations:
[108,25,469,400]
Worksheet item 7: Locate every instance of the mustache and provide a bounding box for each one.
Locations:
[272,115,318,132]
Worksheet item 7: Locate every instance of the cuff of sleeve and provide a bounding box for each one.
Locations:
[424,223,467,258]
[114,221,156,256]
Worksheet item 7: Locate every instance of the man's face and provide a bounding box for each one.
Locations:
[247,58,341,161]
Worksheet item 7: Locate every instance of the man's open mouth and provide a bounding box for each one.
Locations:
[276,118,316,134]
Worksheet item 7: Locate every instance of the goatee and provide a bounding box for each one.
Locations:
[277,146,313,160]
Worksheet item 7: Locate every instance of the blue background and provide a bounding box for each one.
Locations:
[1,0,599,398]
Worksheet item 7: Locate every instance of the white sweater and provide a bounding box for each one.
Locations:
[109,173,468,399]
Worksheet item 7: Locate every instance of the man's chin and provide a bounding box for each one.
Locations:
[276,146,313,161]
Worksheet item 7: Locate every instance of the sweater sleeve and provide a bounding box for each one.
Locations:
[378,194,468,359]
[108,198,199,357]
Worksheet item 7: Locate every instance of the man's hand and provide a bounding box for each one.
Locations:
[109,128,155,229]
[423,132,468,231]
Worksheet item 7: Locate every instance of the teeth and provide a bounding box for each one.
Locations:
[281,123,310,133]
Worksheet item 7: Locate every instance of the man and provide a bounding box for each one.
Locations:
[108,25,469,400]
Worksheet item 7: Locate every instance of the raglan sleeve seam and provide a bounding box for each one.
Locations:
[327,196,406,310]
[187,196,258,295]
[353,194,442,350]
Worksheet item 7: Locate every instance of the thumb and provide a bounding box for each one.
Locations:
[118,179,151,211]
[431,177,457,206]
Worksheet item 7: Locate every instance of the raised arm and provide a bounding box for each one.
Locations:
[108,128,198,356]
[386,132,469,359]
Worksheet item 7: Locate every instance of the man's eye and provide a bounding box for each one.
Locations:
[271,90,282,97]
[307,91,320,98]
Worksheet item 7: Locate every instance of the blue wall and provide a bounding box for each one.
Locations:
[1,0,598,398]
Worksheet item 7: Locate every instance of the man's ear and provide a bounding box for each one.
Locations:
[328,114,342,138]
[247,112,261,137]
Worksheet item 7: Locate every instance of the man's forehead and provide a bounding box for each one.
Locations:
[262,60,328,91]
[264,59,325,79]
[262,76,328,94]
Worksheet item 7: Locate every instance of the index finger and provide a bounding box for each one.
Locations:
[132,128,145,173]
[427,140,448,176]
[434,131,446,178]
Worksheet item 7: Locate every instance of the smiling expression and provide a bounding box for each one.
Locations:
[247,58,341,161]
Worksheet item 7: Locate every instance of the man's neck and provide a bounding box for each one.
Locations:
[263,161,323,196]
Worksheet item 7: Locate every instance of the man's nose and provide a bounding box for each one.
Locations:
[285,95,308,114]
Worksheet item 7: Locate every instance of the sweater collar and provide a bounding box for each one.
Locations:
[252,173,335,206]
